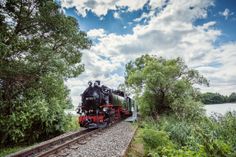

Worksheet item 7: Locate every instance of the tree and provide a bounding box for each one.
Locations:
[125,55,208,118]
[0,0,91,145]
[200,92,228,104]
[228,92,236,103]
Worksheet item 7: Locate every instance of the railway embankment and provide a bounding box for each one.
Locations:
[51,121,137,157]
[6,121,137,157]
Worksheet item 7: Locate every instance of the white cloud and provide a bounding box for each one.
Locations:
[65,0,236,107]
[133,11,152,22]
[196,42,236,95]
[201,21,216,30]
[87,28,106,38]
[219,8,234,20]
[113,12,120,19]
[116,0,148,12]
[0,0,6,7]
[61,0,149,17]
[149,0,167,9]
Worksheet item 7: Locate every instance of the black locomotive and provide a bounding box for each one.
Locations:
[77,80,135,128]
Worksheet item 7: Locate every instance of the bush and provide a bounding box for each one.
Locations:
[140,128,174,156]
[139,126,207,157]
[217,112,236,148]
[163,121,192,146]
[171,97,205,121]
[138,113,236,157]
[142,129,173,149]
[194,112,236,156]
[65,115,80,131]
[160,145,207,157]
[0,76,74,146]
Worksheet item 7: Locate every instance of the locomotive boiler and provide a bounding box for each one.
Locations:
[77,80,135,128]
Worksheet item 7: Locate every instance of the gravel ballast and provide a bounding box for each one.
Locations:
[58,121,136,157]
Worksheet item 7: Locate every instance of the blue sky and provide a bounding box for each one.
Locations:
[62,3,151,35]
[59,0,236,42]
[195,0,236,44]
[58,0,236,106]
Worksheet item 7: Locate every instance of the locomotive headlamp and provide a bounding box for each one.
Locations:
[103,107,108,112]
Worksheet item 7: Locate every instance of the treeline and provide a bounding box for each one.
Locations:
[200,92,236,104]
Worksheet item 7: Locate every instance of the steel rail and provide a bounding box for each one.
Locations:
[8,129,92,157]
[36,128,101,157]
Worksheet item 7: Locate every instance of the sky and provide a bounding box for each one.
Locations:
[57,0,236,106]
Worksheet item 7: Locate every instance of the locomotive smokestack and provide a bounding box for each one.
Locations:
[88,81,92,87]
[95,80,100,86]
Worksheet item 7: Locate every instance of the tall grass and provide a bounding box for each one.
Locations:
[138,111,236,157]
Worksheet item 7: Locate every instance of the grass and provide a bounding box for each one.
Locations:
[126,129,145,157]
[0,146,26,157]
[66,115,80,131]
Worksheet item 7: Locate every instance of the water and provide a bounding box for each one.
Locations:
[204,103,236,116]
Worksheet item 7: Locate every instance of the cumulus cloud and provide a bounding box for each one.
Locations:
[61,0,149,17]
[65,0,236,106]
[133,12,152,22]
[219,8,234,20]
[87,28,106,38]
[113,12,120,19]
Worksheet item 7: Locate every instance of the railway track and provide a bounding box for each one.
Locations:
[62,121,137,157]
[7,128,96,157]
[8,121,122,157]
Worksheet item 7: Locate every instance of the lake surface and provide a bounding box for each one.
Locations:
[204,103,236,116]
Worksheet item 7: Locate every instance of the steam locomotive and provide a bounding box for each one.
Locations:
[77,80,135,128]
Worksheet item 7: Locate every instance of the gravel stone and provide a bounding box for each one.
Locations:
[58,121,136,157]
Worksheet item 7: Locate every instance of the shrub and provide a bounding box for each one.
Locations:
[139,113,236,157]
[163,121,192,146]
[65,115,80,131]
[141,128,174,155]
[171,97,205,121]
[160,145,207,157]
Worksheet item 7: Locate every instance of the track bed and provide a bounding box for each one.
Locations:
[50,121,137,157]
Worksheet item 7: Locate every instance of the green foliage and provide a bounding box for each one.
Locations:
[125,54,208,118]
[139,125,207,157]
[0,76,72,144]
[200,92,228,104]
[125,55,210,155]
[160,145,207,157]
[142,129,173,150]
[65,115,80,131]
[0,0,90,146]
[0,146,26,157]
[138,113,236,157]
[126,55,236,156]
[199,92,236,104]
[140,128,175,156]
[171,97,205,120]
[228,92,236,103]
